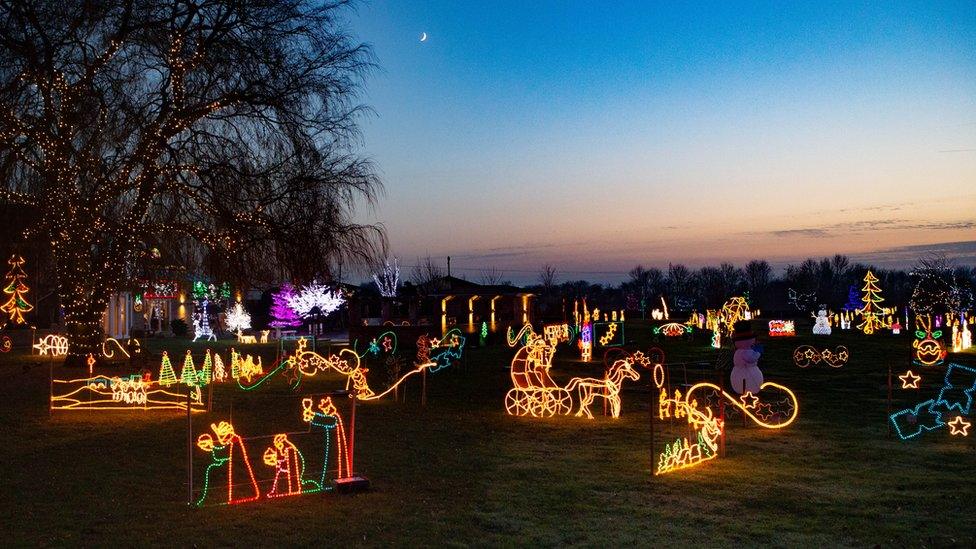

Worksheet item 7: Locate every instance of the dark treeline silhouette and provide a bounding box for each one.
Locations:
[522,254,976,319]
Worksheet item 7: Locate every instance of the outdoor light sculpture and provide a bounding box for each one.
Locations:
[196,421,261,506]
[889,363,976,440]
[792,345,849,368]
[225,302,252,334]
[302,397,351,488]
[101,337,140,359]
[505,324,572,417]
[767,320,795,337]
[913,316,947,367]
[565,358,640,419]
[33,334,68,356]
[1,255,32,325]
[51,373,204,411]
[812,308,832,335]
[653,322,691,337]
[720,297,750,333]
[192,299,216,342]
[857,270,888,334]
[653,363,798,476]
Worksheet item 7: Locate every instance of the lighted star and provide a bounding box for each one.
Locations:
[740,391,760,409]
[947,416,971,436]
[754,402,775,421]
[630,351,650,368]
[382,337,393,352]
[899,370,922,389]
[430,338,441,348]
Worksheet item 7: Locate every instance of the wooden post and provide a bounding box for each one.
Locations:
[649,382,655,475]
[422,367,427,408]
[886,364,892,438]
[186,388,193,506]
[719,370,726,457]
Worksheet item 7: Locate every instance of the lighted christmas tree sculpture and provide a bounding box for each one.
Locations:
[270,283,302,327]
[857,270,887,335]
[199,350,213,385]
[1,255,33,325]
[180,351,199,386]
[159,351,178,386]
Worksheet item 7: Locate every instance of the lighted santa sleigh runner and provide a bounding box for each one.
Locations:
[192,395,368,507]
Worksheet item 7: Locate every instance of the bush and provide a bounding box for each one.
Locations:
[170,318,188,336]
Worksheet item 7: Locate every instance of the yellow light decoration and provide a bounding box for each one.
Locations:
[899,370,922,389]
[598,322,618,346]
[237,333,257,344]
[1,255,32,325]
[293,339,374,398]
[33,334,69,356]
[913,315,947,367]
[565,358,640,419]
[947,416,971,436]
[719,297,750,334]
[51,374,204,412]
[101,337,139,359]
[792,345,849,368]
[654,322,690,337]
[504,324,571,417]
[688,382,800,429]
[857,270,889,335]
[656,388,723,475]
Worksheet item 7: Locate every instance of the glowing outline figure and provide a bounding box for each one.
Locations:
[597,322,619,347]
[505,324,572,417]
[302,397,351,489]
[720,297,750,334]
[565,358,640,419]
[195,421,261,506]
[688,382,799,429]
[656,389,724,475]
[913,316,946,367]
[262,434,313,498]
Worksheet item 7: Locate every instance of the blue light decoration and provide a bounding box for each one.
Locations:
[889,363,976,440]
[427,328,466,373]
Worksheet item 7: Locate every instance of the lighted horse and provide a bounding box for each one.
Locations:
[565,358,640,419]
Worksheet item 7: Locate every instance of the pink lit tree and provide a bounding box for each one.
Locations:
[270,283,302,328]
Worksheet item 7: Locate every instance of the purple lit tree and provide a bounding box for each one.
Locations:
[270,283,302,328]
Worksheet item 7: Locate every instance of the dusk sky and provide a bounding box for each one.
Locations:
[351,1,976,283]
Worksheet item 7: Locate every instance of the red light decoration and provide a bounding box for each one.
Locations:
[767,320,796,337]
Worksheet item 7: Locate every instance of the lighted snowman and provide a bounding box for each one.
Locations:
[730,321,763,394]
[812,308,832,335]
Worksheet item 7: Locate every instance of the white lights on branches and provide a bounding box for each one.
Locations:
[226,302,252,333]
[373,257,400,298]
[287,281,345,318]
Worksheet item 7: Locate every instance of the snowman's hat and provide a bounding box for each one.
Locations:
[731,320,755,341]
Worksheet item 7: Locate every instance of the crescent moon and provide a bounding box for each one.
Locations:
[420,32,427,42]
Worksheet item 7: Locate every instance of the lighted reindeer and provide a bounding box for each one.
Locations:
[565,358,640,419]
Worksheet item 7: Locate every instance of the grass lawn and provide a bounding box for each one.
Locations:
[2,321,975,546]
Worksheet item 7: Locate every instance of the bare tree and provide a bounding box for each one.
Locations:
[0,0,385,360]
[539,264,557,294]
[411,255,443,297]
[744,259,772,304]
[480,267,504,285]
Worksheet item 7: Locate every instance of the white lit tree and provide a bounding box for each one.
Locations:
[0,2,383,363]
[225,302,252,334]
[287,281,345,319]
[373,257,400,298]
